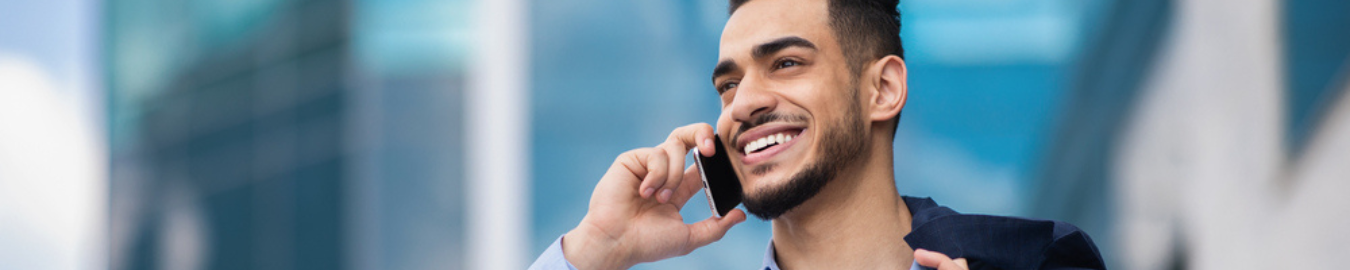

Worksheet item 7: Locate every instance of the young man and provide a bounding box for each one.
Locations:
[530,0,1106,269]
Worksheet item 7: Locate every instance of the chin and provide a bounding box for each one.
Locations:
[737,141,847,220]
[742,161,797,194]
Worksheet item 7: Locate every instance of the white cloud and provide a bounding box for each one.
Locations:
[0,55,105,270]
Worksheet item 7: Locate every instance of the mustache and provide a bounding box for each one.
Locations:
[733,112,809,143]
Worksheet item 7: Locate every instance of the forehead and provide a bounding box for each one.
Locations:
[720,0,835,58]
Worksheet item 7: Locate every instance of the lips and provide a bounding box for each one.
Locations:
[735,124,806,165]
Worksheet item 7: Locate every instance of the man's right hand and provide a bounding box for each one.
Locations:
[562,123,748,270]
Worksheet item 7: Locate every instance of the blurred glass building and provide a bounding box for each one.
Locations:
[106,0,480,269]
[1035,0,1350,269]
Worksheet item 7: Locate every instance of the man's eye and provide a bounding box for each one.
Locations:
[719,82,739,93]
[775,59,801,70]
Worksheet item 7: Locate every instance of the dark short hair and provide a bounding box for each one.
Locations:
[729,0,905,136]
[729,0,904,75]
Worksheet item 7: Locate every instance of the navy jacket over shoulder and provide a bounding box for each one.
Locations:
[902,196,1107,270]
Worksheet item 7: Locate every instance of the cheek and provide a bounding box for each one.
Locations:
[786,82,853,118]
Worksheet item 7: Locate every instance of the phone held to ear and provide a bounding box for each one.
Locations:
[693,135,743,218]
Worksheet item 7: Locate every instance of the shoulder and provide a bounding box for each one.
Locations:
[901,196,1106,270]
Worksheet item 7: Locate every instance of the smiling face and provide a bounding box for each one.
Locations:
[712,0,871,219]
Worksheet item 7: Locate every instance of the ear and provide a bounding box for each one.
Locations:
[865,55,907,123]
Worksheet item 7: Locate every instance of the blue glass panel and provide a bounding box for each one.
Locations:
[1283,0,1350,155]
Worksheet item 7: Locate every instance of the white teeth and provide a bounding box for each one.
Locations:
[743,132,798,155]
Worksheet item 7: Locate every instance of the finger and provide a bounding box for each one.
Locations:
[914,249,952,267]
[670,165,706,209]
[657,143,686,203]
[612,149,650,186]
[658,123,715,203]
[914,249,968,270]
[637,148,669,199]
[697,126,715,157]
[668,123,716,157]
[938,259,968,270]
[685,208,747,252]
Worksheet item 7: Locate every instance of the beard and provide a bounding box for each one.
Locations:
[741,89,867,220]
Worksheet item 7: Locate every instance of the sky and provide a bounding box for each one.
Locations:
[0,0,104,269]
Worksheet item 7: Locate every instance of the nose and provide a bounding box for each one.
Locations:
[727,77,776,124]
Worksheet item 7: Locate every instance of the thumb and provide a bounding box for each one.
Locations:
[686,209,747,249]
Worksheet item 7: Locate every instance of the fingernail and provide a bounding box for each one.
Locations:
[704,139,713,148]
[659,189,673,202]
[643,188,655,198]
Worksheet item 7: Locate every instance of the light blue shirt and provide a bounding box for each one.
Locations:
[529,236,579,270]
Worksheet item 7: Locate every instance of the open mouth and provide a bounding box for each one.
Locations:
[743,130,802,155]
[736,126,806,165]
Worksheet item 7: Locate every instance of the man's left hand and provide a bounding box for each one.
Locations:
[915,249,969,270]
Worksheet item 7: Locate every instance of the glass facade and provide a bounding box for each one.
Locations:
[107,0,470,269]
[1283,0,1350,156]
[107,0,354,269]
[351,0,475,269]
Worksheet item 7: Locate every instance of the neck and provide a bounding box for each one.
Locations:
[770,136,913,270]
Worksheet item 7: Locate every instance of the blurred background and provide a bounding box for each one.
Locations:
[0,0,1347,269]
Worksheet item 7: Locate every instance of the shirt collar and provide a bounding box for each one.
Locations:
[762,240,781,270]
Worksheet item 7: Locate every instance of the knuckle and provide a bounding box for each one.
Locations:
[622,147,651,157]
[668,149,684,162]
[661,142,680,153]
[650,148,668,160]
[616,149,641,164]
[696,122,713,132]
[668,127,688,139]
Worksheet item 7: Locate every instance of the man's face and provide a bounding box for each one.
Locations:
[713,0,868,219]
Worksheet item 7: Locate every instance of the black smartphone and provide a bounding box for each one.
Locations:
[693,134,743,218]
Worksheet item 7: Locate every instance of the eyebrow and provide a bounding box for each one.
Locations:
[753,36,816,59]
[711,36,818,84]
[711,61,740,84]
